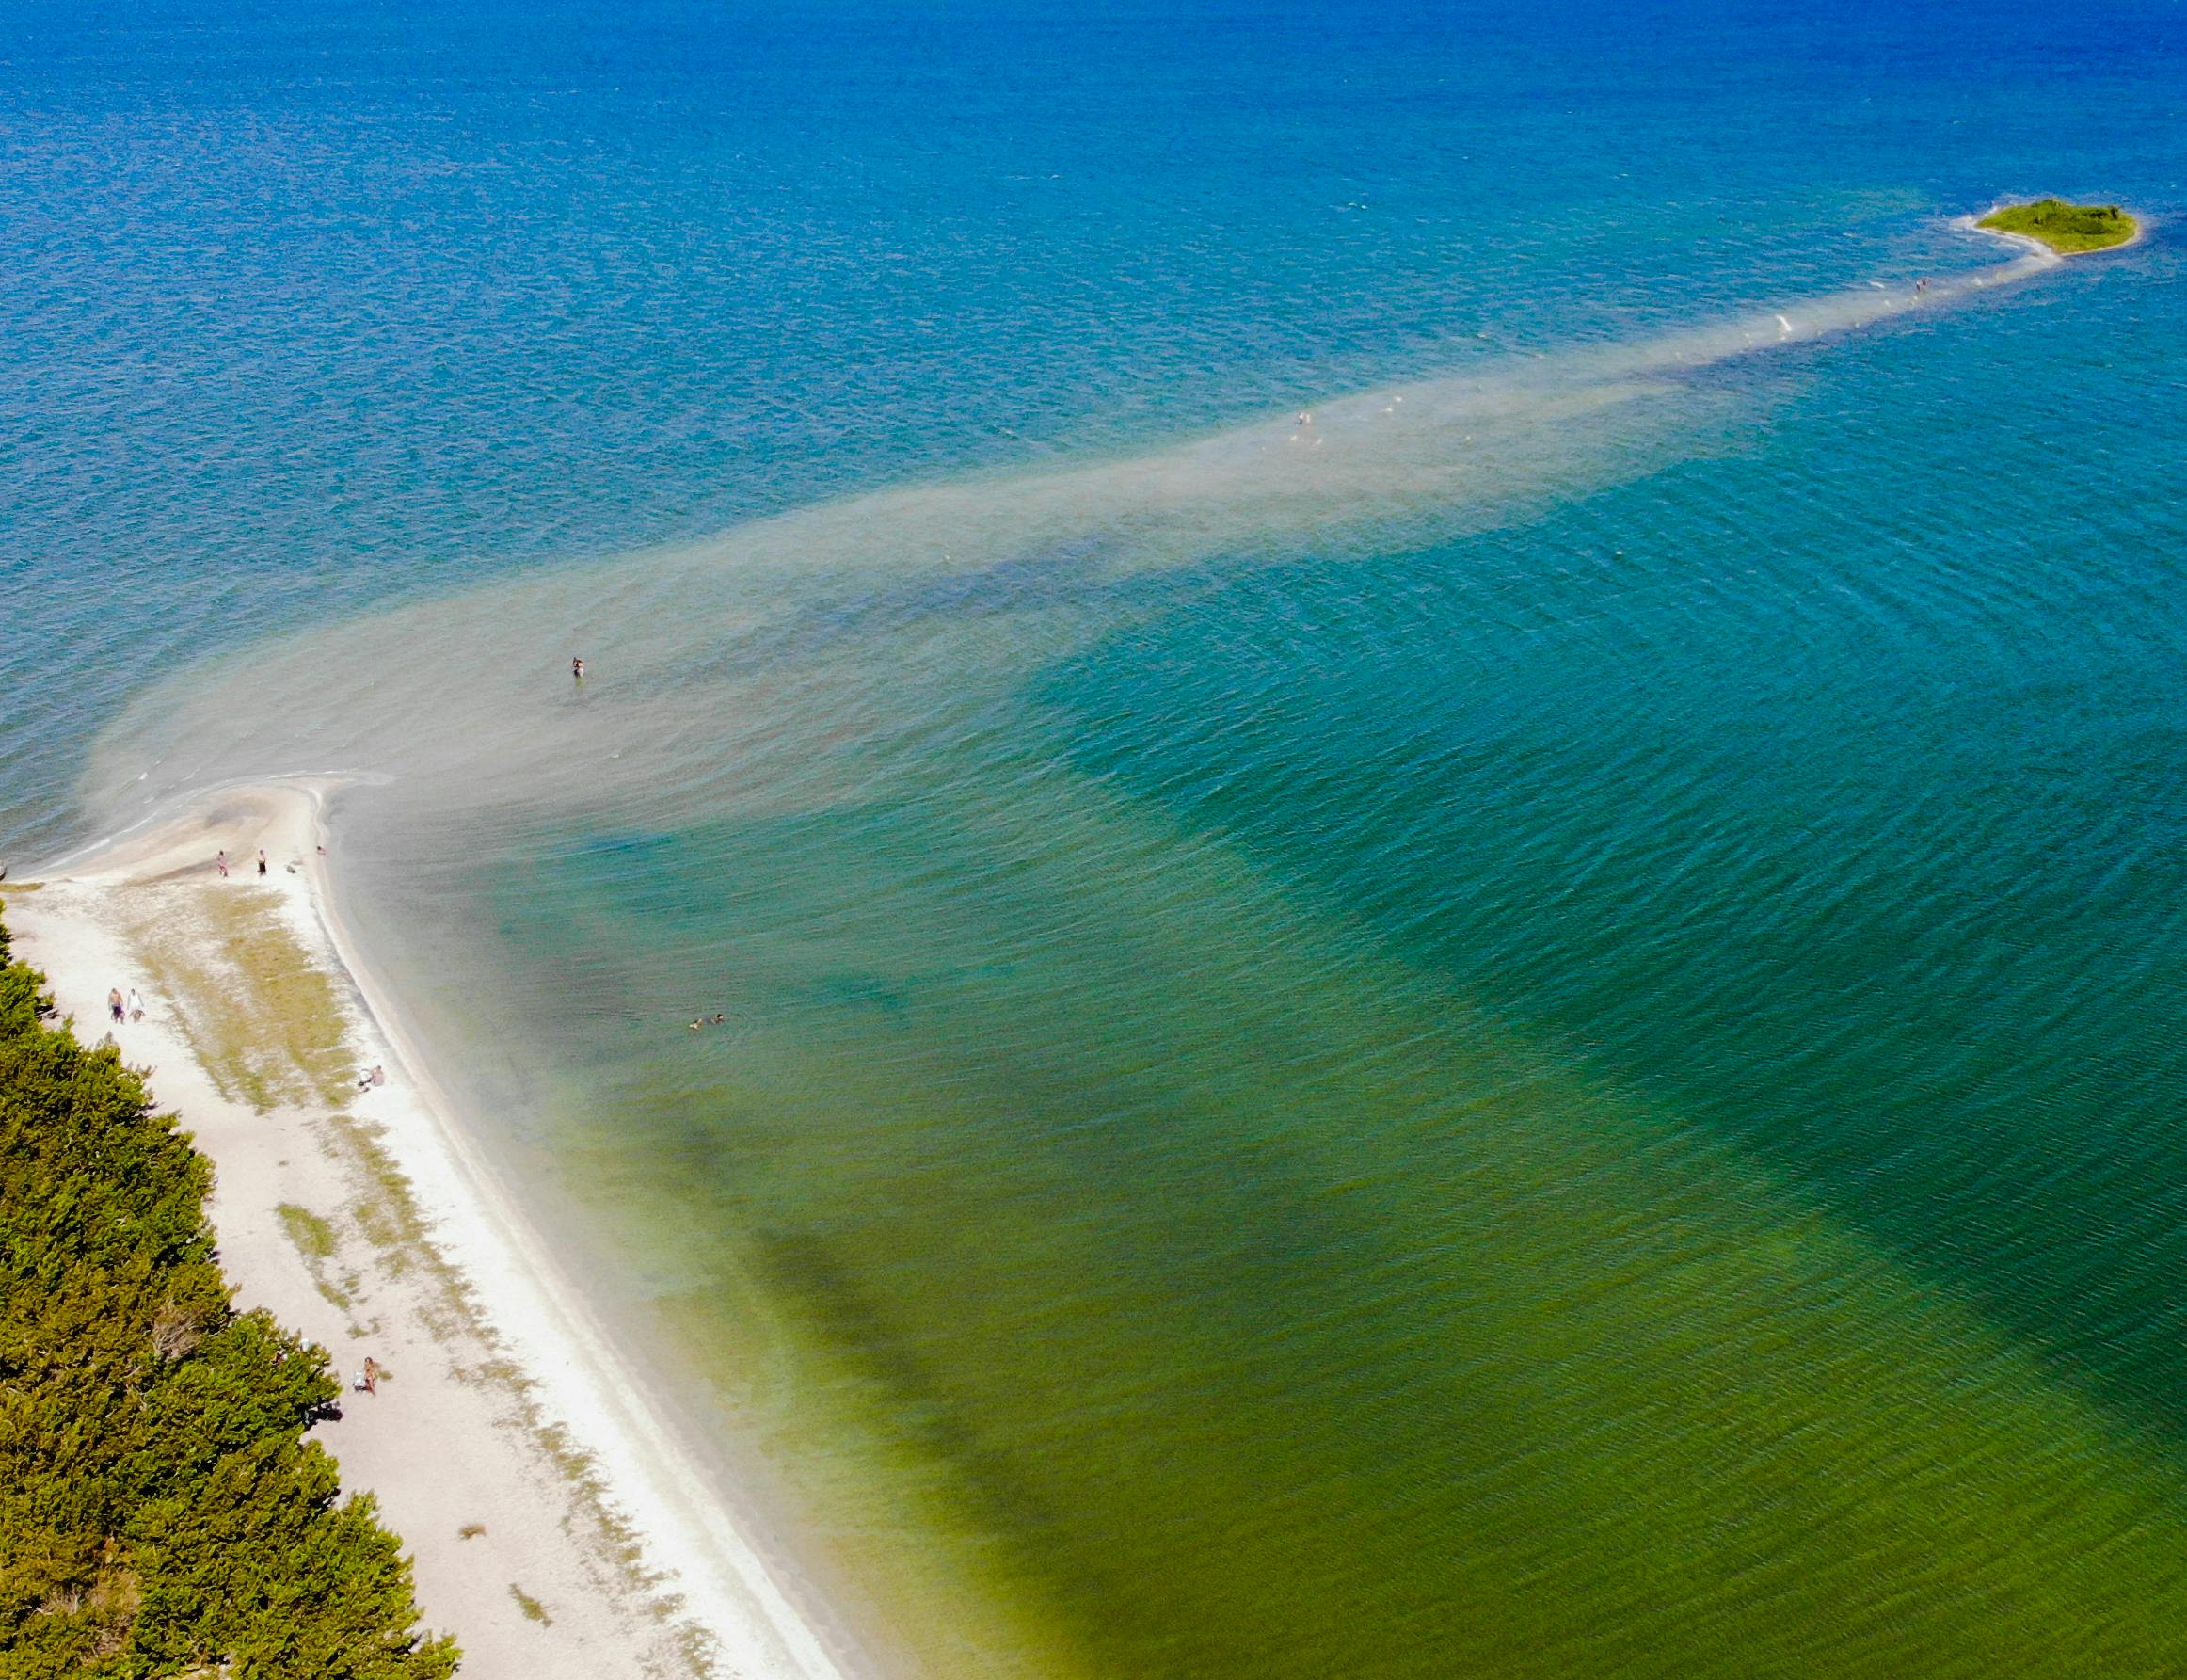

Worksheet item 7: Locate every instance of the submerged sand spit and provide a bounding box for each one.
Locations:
[76,237,2059,852]
[8,781,860,1680]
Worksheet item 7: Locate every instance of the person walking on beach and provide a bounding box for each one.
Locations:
[107,987,124,1024]
[256,848,267,876]
[127,987,144,1022]
[216,849,229,878]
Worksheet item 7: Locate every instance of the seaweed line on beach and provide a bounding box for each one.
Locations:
[71,873,726,1680]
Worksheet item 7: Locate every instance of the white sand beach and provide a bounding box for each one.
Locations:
[7,781,861,1680]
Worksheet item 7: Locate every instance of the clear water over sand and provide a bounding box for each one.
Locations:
[11,2,2187,1672]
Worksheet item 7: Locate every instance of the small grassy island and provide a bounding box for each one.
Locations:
[1977,198,2139,255]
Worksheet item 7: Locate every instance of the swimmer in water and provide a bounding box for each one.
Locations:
[572,656,586,681]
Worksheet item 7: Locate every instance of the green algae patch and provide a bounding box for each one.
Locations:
[1979,198,2138,253]
[123,887,359,1112]
[277,1200,360,1319]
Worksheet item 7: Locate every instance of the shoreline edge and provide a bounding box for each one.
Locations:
[8,779,864,1680]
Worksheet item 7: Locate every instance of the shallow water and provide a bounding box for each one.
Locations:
[12,1,2187,1673]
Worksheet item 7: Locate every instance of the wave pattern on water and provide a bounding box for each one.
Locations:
[75,248,2049,847]
[58,234,2187,1678]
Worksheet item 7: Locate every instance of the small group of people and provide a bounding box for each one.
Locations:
[106,986,144,1024]
[212,847,272,878]
[688,1012,728,1031]
[356,1064,386,1089]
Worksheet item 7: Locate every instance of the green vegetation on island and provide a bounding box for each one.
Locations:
[1977,197,2138,254]
[0,914,456,1678]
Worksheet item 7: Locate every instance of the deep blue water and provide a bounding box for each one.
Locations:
[10,4,2187,1675]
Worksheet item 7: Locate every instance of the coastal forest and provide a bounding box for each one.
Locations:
[0,913,455,1677]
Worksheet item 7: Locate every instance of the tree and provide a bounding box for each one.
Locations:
[0,915,458,1678]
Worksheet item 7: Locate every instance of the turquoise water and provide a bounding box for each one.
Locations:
[12,2,2187,1672]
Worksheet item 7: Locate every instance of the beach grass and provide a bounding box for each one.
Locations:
[125,888,357,1112]
[276,1200,359,1316]
[277,1200,340,1263]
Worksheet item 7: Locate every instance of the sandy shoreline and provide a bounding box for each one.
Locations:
[8,781,862,1680]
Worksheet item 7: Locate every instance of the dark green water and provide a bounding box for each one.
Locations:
[423,704,2187,1677]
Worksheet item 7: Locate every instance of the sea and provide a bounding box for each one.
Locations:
[8,1,2187,1673]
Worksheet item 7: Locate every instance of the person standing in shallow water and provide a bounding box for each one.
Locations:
[572,656,585,681]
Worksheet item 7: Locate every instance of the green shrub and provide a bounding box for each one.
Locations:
[1977,197,2137,253]
[0,915,456,1677]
